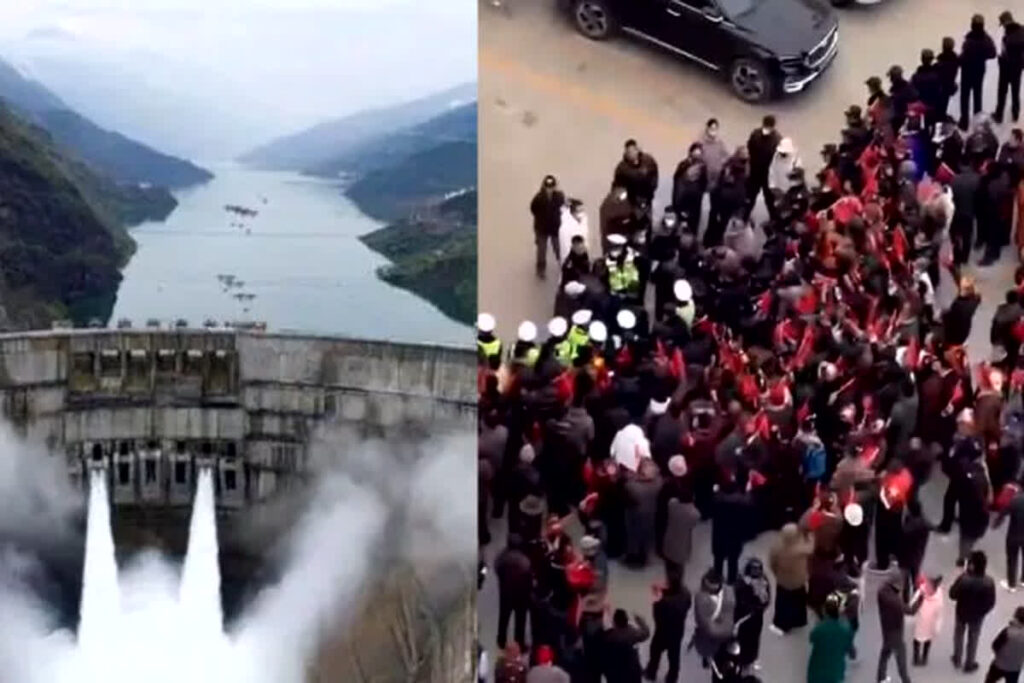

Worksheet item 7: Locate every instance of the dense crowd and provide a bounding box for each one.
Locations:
[478,11,1024,683]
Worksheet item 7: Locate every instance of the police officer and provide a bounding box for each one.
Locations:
[548,317,573,367]
[599,233,642,305]
[568,309,592,361]
[510,320,539,368]
[477,313,502,367]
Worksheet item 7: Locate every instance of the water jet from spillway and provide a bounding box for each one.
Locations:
[77,468,119,653]
[180,467,223,638]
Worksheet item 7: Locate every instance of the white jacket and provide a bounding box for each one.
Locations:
[767,151,802,193]
[559,206,589,261]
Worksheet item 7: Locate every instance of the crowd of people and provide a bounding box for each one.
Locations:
[478,11,1024,683]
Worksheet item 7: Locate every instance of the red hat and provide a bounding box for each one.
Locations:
[934,162,955,185]
[536,645,554,665]
[768,380,791,408]
[908,101,927,116]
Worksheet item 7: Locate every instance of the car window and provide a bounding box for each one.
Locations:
[715,0,764,18]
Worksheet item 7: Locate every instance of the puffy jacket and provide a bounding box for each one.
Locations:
[993,620,1024,672]
[878,570,919,640]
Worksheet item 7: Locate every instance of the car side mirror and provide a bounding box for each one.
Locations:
[702,7,723,22]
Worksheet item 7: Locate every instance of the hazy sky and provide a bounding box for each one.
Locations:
[0,0,476,159]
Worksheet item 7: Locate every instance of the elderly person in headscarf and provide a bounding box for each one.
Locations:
[767,137,803,199]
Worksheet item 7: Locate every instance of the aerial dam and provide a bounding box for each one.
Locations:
[0,327,476,681]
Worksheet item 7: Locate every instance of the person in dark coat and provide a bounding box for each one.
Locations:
[745,115,781,220]
[614,140,659,209]
[950,550,997,672]
[995,482,1024,590]
[987,607,1024,683]
[936,37,960,120]
[531,175,566,277]
[672,143,709,232]
[959,14,998,130]
[912,49,945,129]
[876,567,921,683]
[694,570,736,668]
[496,534,535,650]
[942,278,981,346]
[708,149,749,247]
[994,11,1024,125]
[644,570,692,683]
[712,476,753,584]
[602,608,651,683]
[899,499,932,596]
[888,65,919,132]
[950,161,982,266]
[979,161,1018,266]
[733,558,770,669]
[958,449,992,562]
[624,458,662,567]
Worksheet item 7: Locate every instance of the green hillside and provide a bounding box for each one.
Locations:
[0,102,135,328]
[360,190,476,325]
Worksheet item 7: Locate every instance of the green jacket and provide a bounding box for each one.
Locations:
[807,617,853,683]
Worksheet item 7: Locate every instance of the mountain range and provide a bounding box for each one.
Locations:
[0,57,212,190]
[238,82,476,173]
[0,101,140,328]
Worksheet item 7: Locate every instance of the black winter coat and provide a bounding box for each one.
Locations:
[961,28,997,78]
[531,189,565,235]
[711,490,753,556]
[652,587,692,642]
[614,154,659,206]
[949,571,996,622]
[746,128,781,179]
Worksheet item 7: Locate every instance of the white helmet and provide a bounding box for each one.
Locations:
[517,320,537,343]
[571,309,593,326]
[563,280,586,297]
[843,503,864,527]
[477,313,496,333]
[616,309,637,331]
[589,320,608,343]
[607,233,627,247]
[673,279,693,303]
[547,316,568,338]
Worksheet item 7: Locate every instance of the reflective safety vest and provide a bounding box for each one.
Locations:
[554,338,574,366]
[675,303,695,328]
[607,251,640,296]
[512,343,540,368]
[477,337,502,361]
[567,324,590,359]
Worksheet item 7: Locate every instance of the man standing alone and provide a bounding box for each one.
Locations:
[987,607,1024,683]
[530,175,565,278]
[876,567,921,683]
[995,12,1024,125]
[950,550,997,673]
[745,115,781,220]
[960,14,997,130]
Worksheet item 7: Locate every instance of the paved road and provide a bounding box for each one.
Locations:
[479,1,1024,681]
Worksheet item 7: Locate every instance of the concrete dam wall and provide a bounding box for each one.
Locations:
[0,329,475,509]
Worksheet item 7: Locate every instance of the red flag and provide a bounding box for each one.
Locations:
[669,347,686,382]
[792,325,816,371]
[892,225,909,265]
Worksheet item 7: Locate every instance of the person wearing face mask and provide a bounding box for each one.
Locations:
[595,234,642,305]
[745,115,781,221]
[672,142,708,234]
[708,148,749,248]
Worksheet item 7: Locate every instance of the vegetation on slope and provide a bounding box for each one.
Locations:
[0,102,133,328]
[360,190,477,325]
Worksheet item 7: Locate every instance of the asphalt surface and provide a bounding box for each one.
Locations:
[479,0,1024,681]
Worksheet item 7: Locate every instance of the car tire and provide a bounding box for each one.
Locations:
[729,58,774,103]
[572,0,617,40]
[831,0,855,6]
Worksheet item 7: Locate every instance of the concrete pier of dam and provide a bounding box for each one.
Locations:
[0,328,475,509]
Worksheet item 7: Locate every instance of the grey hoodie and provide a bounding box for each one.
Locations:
[994,620,1024,672]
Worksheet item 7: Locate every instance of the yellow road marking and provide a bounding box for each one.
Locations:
[480,48,693,143]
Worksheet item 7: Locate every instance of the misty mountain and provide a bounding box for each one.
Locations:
[239,82,476,172]
[0,101,142,329]
[0,57,212,189]
[306,102,477,179]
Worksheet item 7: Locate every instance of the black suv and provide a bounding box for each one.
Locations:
[564,0,839,103]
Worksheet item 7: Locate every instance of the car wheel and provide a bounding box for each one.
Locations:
[831,0,854,6]
[572,0,616,40]
[729,58,773,103]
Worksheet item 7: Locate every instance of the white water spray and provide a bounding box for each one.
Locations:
[77,468,120,653]
[180,467,223,638]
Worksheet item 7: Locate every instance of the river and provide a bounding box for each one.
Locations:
[110,164,471,346]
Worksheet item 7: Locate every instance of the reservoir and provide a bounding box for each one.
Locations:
[111,163,470,346]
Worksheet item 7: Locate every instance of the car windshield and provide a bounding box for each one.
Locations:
[714,0,764,19]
